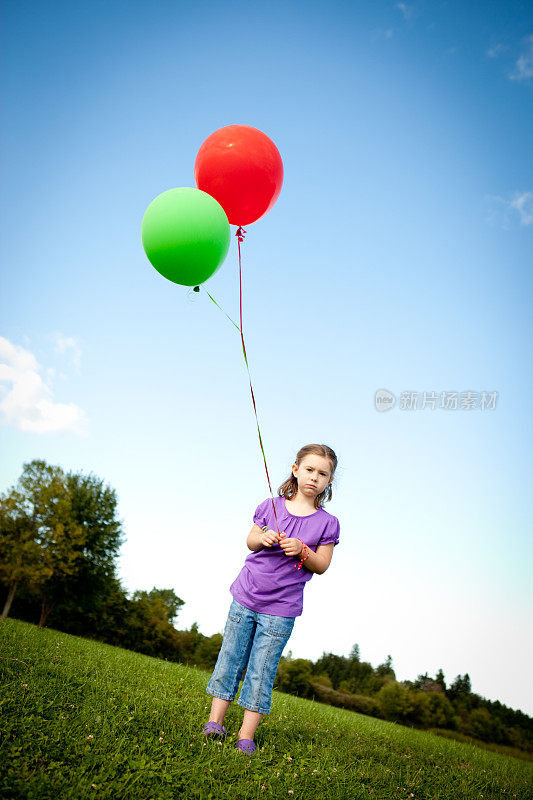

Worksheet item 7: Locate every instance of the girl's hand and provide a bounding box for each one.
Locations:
[279,536,303,557]
[261,528,281,547]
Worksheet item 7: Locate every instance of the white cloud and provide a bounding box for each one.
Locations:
[52,332,82,372]
[509,191,533,225]
[371,27,395,42]
[396,2,414,21]
[486,43,505,59]
[485,191,533,229]
[0,336,88,435]
[510,34,533,81]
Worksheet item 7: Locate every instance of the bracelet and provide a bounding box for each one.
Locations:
[261,528,309,570]
[294,537,310,571]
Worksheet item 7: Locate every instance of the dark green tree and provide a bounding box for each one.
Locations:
[276,658,314,698]
[312,652,347,690]
[435,668,447,691]
[447,673,472,700]
[349,643,360,661]
[0,489,42,620]
[0,460,86,626]
[130,588,184,626]
[194,633,223,669]
[0,460,125,631]
[39,466,125,633]
[376,654,395,678]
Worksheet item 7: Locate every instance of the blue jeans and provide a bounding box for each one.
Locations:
[206,598,295,715]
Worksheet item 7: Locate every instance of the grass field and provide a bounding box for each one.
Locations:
[1,618,531,799]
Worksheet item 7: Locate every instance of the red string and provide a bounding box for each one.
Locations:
[235,226,281,538]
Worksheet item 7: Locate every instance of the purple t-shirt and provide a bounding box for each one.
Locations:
[229,495,340,618]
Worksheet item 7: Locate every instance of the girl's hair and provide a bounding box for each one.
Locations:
[278,444,338,509]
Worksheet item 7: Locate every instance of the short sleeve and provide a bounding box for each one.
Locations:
[253,498,270,529]
[318,515,340,547]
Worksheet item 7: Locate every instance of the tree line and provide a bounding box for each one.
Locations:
[1,460,531,756]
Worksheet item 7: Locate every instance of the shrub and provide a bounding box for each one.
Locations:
[309,682,383,717]
[376,682,430,725]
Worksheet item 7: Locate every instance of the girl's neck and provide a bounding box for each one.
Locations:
[285,491,317,514]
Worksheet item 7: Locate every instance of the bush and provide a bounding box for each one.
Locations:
[275,659,314,698]
[376,682,430,725]
[313,673,333,688]
[468,707,500,743]
[309,682,383,717]
[426,692,456,728]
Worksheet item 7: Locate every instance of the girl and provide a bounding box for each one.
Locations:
[201,443,340,754]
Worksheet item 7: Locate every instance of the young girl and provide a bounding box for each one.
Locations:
[201,443,340,754]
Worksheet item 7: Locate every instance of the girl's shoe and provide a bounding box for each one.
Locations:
[235,738,256,754]
[201,721,227,740]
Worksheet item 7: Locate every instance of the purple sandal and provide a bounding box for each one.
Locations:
[235,738,256,754]
[201,721,227,740]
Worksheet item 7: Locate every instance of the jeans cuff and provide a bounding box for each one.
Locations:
[236,698,271,714]
[206,688,234,702]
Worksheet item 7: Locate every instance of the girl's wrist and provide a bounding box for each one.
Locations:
[294,538,310,570]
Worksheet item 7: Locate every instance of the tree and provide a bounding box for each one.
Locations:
[66,470,123,573]
[175,621,204,664]
[0,489,45,619]
[139,588,184,625]
[130,588,184,626]
[0,460,86,626]
[447,673,472,701]
[425,692,455,727]
[377,682,430,726]
[349,643,360,662]
[412,672,444,694]
[376,654,395,679]
[312,652,347,690]
[194,633,223,669]
[46,468,125,635]
[435,668,447,691]
[0,460,125,630]
[276,658,314,697]
[376,681,411,722]
[468,707,498,742]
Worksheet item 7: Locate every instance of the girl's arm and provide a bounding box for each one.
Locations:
[278,538,335,574]
[247,524,264,552]
[307,543,335,574]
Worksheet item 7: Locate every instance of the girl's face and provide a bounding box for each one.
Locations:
[292,454,332,499]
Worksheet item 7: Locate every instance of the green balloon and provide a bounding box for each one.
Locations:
[141,187,230,286]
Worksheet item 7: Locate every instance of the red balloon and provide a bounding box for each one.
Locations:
[194,125,283,226]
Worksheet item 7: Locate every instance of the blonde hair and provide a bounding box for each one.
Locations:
[278,444,338,509]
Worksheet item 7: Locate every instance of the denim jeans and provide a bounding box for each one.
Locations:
[206,598,295,715]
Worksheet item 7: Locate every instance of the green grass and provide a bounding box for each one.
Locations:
[1,618,531,800]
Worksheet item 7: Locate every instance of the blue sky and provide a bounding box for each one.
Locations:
[1,1,532,715]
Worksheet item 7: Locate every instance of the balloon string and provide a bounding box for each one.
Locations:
[204,291,240,332]
[201,227,281,538]
[235,226,281,537]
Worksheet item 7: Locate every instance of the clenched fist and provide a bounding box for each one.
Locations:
[279,535,304,557]
[260,528,281,547]
[261,528,303,557]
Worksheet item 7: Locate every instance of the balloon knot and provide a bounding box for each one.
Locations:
[193,286,200,292]
[236,226,246,243]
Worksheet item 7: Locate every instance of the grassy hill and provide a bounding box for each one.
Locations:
[1,618,531,799]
